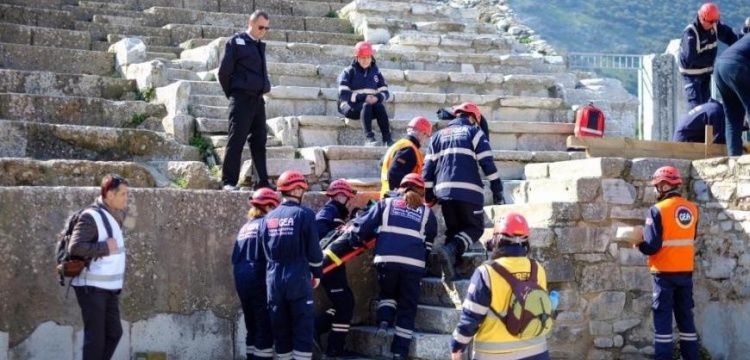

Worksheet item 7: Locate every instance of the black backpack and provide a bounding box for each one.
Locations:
[55,206,112,286]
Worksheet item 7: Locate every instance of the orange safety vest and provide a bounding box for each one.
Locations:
[648,196,699,273]
[380,138,423,198]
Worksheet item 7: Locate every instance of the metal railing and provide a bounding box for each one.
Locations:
[567,52,643,70]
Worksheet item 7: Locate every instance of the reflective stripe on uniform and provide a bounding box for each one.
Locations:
[379,225,423,240]
[427,147,477,161]
[324,249,343,266]
[473,336,546,352]
[462,299,489,315]
[435,181,484,194]
[293,350,313,360]
[378,299,397,309]
[453,329,473,344]
[254,348,273,358]
[661,239,694,247]
[473,342,547,360]
[394,326,413,339]
[679,66,714,75]
[374,255,426,268]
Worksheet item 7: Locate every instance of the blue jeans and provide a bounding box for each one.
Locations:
[715,58,750,156]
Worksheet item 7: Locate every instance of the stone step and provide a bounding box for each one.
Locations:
[0,93,165,127]
[524,157,630,180]
[484,202,583,228]
[419,277,470,307]
[212,145,295,166]
[64,2,146,21]
[74,20,171,41]
[92,14,146,27]
[168,68,201,81]
[0,69,137,100]
[367,302,460,334]
[107,33,173,47]
[168,23,359,47]
[0,42,114,75]
[0,22,93,50]
[188,86,571,124]
[144,6,353,34]
[386,31,515,54]
[262,41,565,74]
[0,158,157,187]
[347,326,453,360]
[145,50,178,61]
[238,158,315,186]
[206,135,282,149]
[0,4,75,29]
[0,120,201,162]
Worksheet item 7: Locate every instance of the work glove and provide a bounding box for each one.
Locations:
[492,192,505,205]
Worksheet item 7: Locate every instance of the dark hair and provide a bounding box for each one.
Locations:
[250,10,269,22]
[100,174,128,198]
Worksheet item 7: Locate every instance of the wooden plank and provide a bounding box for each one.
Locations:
[566,136,732,160]
[704,125,713,158]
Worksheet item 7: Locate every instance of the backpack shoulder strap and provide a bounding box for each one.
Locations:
[488,261,525,301]
[529,260,538,284]
[93,207,114,239]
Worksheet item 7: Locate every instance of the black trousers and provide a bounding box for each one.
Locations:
[74,286,123,360]
[376,265,422,357]
[315,265,354,356]
[344,102,391,142]
[441,200,484,257]
[222,92,268,187]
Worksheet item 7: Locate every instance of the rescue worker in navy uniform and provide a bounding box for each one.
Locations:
[218,10,273,191]
[314,179,358,359]
[380,116,433,198]
[714,33,750,156]
[679,3,737,110]
[451,213,552,360]
[424,101,504,280]
[673,99,725,144]
[255,170,323,360]
[348,173,437,360]
[630,166,699,360]
[233,188,279,359]
[337,41,392,146]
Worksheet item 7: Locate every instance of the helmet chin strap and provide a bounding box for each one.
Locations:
[656,185,679,200]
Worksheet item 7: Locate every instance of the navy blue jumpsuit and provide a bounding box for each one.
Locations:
[337,59,392,143]
[233,217,273,359]
[352,196,437,358]
[314,200,354,356]
[673,100,725,144]
[255,201,323,360]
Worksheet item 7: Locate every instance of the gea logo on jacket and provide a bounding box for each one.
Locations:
[266,217,295,236]
[675,206,695,228]
[237,222,259,239]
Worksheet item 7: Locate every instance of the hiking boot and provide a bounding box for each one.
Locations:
[376,321,389,338]
[384,138,395,147]
[436,242,458,281]
[365,136,379,147]
[222,184,238,191]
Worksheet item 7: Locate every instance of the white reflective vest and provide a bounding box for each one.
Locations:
[679,24,718,75]
[72,208,126,290]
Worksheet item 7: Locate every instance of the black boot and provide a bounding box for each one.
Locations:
[437,242,459,281]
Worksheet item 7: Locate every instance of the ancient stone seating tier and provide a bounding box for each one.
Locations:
[0,0,646,358]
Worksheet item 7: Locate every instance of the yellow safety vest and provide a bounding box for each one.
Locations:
[474,257,548,359]
[380,138,423,198]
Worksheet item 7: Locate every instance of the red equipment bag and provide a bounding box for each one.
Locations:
[574,102,606,138]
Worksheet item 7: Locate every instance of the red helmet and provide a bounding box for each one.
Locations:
[452,102,481,122]
[400,173,425,190]
[699,3,720,23]
[326,179,357,199]
[408,116,433,136]
[250,188,280,208]
[276,170,309,192]
[493,212,530,238]
[354,41,374,57]
[651,166,682,186]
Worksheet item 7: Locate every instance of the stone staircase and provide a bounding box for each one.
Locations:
[0,0,643,359]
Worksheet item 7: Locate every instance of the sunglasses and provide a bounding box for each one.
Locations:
[702,17,718,24]
[258,26,270,31]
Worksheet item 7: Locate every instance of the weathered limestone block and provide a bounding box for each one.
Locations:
[108,37,146,70]
[155,80,190,116]
[181,37,225,72]
[0,159,156,188]
[161,114,195,145]
[590,321,613,336]
[628,158,691,181]
[620,267,652,291]
[525,178,601,203]
[555,227,609,254]
[267,116,300,147]
[9,322,74,360]
[709,181,736,202]
[239,159,312,185]
[581,264,624,293]
[131,312,232,360]
[602,179,637,205]
[582,203,609,222]
[548,158,627,180]
[163,161,219,189]
[299,147,326,177]
[124,60,168,91]
[587,292,626,321]
[524,163,549,179]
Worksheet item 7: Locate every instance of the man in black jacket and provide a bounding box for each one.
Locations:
[218,10,273,191]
